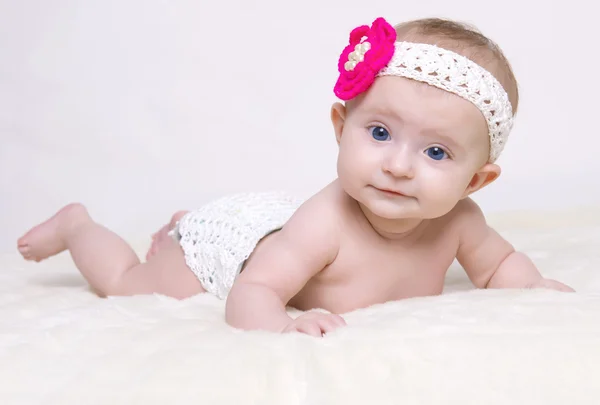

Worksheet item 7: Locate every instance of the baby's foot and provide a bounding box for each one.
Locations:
[17,203,90,262]
[146,210,188,260]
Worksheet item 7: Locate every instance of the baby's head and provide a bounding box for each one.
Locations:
[331,17,519,220]
[391,18,519,117]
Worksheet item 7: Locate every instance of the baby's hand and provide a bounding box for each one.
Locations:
[528,278,575,292]
[282,311,346,337]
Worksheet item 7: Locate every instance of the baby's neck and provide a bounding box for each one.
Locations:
[357,203,428,241]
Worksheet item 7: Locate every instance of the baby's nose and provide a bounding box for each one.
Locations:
[383,149,415,179]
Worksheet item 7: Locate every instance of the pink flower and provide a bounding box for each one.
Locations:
[334,17,397,101]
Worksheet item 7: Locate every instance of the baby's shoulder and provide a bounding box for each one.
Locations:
[440,197,488,234]
[273,184,344,262]
[449,197,484,217]
[280,182,347,240]
[290,182,346,225]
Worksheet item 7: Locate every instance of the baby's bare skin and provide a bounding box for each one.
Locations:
[226,179,573,336]
[17,20,576,338]
[146,183,454,314]
[276,183,455,314]
[146,210,188,260]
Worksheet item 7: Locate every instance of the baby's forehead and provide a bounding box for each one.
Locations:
[361,77,484,122]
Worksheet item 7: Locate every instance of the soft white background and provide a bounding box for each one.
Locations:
[1,0,599,254]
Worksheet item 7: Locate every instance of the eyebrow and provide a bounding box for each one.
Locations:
[421,130,465,153]
[365,105,401,121]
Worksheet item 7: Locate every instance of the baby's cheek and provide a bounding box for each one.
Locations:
[336,155,364,195]
[338,145,371,179]
[424,174,467,204]
[336,154,356,182]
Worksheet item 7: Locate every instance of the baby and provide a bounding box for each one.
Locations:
[17,17,574,337]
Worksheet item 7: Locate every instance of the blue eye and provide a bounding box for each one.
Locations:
[426,147,448,160]
[370,126,390,141]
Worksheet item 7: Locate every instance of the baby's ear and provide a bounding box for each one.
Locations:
[330,102,346,145]
[461,163,501,198]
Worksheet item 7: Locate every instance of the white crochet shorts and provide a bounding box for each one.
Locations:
[169,192,302,299]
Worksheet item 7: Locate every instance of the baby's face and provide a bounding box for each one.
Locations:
[336,76,491,220]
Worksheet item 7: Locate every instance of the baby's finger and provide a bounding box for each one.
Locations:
[328,314,347,327]
[281,324,299,334]
[298,323,324,337]
[317,317,342,334]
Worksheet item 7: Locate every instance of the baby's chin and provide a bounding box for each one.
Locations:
[360,197,422,220]
[367,198,462,222]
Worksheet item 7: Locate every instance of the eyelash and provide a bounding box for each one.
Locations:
[367,124,391,141]
[425,145,452,161]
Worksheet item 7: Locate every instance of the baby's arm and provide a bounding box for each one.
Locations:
[455,199,574,291]
[225,195,342,335]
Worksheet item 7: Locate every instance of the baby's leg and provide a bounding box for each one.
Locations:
[17,203,204,299]
[146,210,189,260]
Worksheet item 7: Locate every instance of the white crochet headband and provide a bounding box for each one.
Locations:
[334,18,514,162]
[378,42,514,162]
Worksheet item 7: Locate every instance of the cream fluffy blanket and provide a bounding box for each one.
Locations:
[1,208,599,404]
